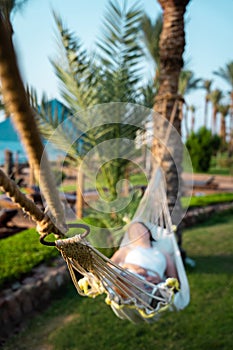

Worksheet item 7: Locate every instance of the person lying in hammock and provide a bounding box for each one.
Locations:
[111,221,178,286]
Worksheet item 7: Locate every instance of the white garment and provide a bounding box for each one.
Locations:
[124,246,166,279]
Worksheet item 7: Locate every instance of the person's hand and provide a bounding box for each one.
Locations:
[145,274,162,284]
[121,263,148,277]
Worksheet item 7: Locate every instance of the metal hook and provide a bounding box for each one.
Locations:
[40,223,90,246]
[67,223,90,239]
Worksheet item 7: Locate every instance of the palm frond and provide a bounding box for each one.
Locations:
[51,12,98,110]
[213,61,233,88]
[96,0,144,98]
[142,13,162,67]
[178,70,201,96]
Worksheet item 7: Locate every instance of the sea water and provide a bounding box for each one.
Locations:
[0,141,27,165]
[0,141,65,166]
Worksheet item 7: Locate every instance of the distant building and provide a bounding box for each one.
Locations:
[0,99,71,165]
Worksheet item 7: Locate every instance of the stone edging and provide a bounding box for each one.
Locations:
[0,258,69,344]
[182,202,233,227]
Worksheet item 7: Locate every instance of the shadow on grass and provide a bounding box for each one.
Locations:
[187,255,233,274]
[187,209,233,229]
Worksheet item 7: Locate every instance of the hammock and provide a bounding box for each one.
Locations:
[52,166,190,323]
[0,156,189,324]
[0,149,190,324]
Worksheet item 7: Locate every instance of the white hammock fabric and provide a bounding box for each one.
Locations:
[109,166,190,322]
[55,166,190,323]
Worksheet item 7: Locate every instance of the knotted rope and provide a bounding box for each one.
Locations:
[0,168,67,239]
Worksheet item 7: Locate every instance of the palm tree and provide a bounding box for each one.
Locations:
[142,13,163,90]
[214,61,233,154]
[0,3,66,231]
[178,69,201,134]
[178,70,201,97]
[189,105,196,133]
[214,61,233,111]
[36,2,146,220]
[153,0,190,254]
[218,103,230,143]
[202,79,213,127]
[183,103,190,138]
[208,89,223,135]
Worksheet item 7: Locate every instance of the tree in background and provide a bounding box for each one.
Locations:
[178,69,201,136]
[142,13,162,91]
[202,79,213,127]
[208,88,223,135]
[178,70,201,97]
[186,127,220,172]
[34,1,147,223]
[218,103,230,149]
[214,61,233,155]
[189,105,196,133]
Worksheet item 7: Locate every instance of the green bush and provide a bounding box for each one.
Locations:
[186,127,221,172]
[216,154,233,168]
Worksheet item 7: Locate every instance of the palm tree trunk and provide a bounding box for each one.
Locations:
[191,111,195,132]
[212,107,217,135]
[183,103,190,138]
[204,96,208,127]
[153,0,189,256]
[220,114,226,142]
[229,91,233,156]
[0,13,66,233]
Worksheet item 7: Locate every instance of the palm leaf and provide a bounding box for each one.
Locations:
[213,61,233,88]
[51,12,98,110]
[96,0,144,85]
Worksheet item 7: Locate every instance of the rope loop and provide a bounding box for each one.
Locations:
[36,214,55,235]
[39,222,90,246]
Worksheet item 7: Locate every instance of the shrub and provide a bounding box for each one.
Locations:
[186,127,221,172]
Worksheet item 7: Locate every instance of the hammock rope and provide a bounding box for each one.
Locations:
[0,168,66,238]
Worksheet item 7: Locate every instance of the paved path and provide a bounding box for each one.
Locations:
[183,173,233,195]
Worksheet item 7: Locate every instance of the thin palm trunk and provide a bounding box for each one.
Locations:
[204,96,209,127]
[220,114,226,141]
[0,13,66,232]
[153,0,189,255]
[229,92,233,156]
[191,114,195,132]
[184,104,189,137]
[212,107,218,135]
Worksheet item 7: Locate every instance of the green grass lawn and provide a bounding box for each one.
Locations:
[2,210,233,350]
[0,229,59,287]
[1,192,232,288]
[182,192,233,208]
[59,172,148,193]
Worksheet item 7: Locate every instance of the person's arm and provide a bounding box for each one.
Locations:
[164,252,178,279]
[110,246,128,265]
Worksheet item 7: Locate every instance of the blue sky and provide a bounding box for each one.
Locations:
[8,0,233,131]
